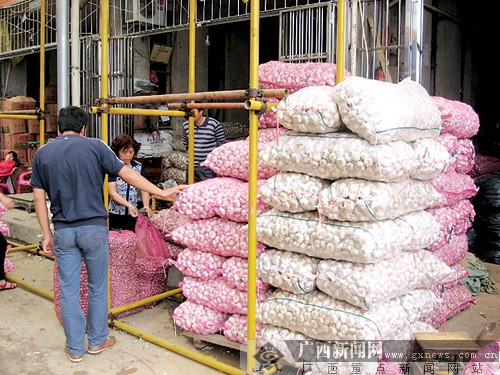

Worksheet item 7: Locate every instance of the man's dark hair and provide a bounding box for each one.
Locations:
[58,106,89,133]
[110,133,141,156]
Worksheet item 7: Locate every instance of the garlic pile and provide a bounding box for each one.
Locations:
[172,300,230,335]
[150,208,192,239]
[201,140,279,181]
[251,126,293,144]
[436,263,469,290]
[432,96,480,139]
[333,77,442,144]
[220,256,268,292]
[420,284,475,328]
[258,288,435,341]
[430,233,469,266]
[276,86,344,133]
[255,209,438,262]
[427,199,475,250]
[260,172,329,213]
[109,230,144,317]
[174,248,226,280]
[222,313,264,344]
[259,61,350,94]
[257,249,319,294]
[173,177,271,222]
[437,133,475,174]
[259,133,449,182]
[430,171,478,206]
[316,250,452,310]
[318,178,445,221]
[181,276,269,315]
[169,216,265,258]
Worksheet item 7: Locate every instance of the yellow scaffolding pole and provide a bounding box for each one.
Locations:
[186,0,197,185]
[246,0,260,372]
[336,0,346,84]
[39,0,46,146]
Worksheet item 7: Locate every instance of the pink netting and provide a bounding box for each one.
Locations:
[0,204,6,218]
[432,96,480,138]
[173,177,271,222]
[170,217,265,258]
[201,140,279,181]
[252,126,293,144]
[220,256,269,292]
[54,260,89,322]
[180,276,269,315]
[223,313,264,344]
[430,233,469,266]
[434,263,470,290]
[172,300,230,335]
[259,61,351,93]
[430,171,478,206]
[420,284,475,328]
[150,207,192,239]
[174,248,226,280]
[109,230,144,318]
[454,138,475,174]
[427,199,476,250]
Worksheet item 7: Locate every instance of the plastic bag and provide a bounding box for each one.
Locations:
[135,214,171,266]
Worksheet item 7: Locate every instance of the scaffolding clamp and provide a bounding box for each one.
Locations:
[245,88,261,99]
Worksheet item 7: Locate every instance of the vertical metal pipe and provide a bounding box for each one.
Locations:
[56,0,70,108]
[101,0,110,213]
[351,0,358,74]
[247,0,259,371]
[71,0,80,106]
[336,0,346,83]
[39,0,46,146]
[187,0,197,185]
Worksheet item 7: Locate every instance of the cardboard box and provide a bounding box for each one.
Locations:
[31,132,57,142]
[45,103,58,115]
[1,133,30,149]
[26,119,40,134]
[1,149,28,165]
[45,86,57,103]
[27,148,37,165]
[45,115,58,132]
[0,119,26,134]
[1,96,37,111]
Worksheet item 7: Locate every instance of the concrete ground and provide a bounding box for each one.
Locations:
[1,203,500,375]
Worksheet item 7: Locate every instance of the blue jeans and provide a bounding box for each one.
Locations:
[54,225,110,355]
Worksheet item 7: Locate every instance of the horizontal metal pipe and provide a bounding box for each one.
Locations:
[106,89,288,105]
[0,114,39,120]
[6,274,54,301]
[167,102,247,110]
[244,99,263,111]
[90,107,187,117]
[111,319,245,375]
[0,110,40,115]
[110,288,183,315]
[7,244,39,252]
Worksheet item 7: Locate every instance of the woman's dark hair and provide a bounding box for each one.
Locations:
[7,151,20,167]
[58,106,89,133]
[110,134,141,156]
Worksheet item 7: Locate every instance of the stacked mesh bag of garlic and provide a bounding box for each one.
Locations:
[168,176,272,336]
[254,76,480,373]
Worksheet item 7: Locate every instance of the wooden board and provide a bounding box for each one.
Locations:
[183,331,247,352]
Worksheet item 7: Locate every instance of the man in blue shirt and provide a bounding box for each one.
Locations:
[31,106,186,363]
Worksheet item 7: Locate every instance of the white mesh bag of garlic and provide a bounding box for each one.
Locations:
[257,248,320,294]
[260,172,330,213]
[317,178,445,222]
[332,76,442,144]
[316,250,453,310]
[257,288,435,341]
[410,137,451,180]
[255,209,439,262]
[276,85,345,134]
[260,132,422,182]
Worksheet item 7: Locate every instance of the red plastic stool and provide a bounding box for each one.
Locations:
[17,171,32,194]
